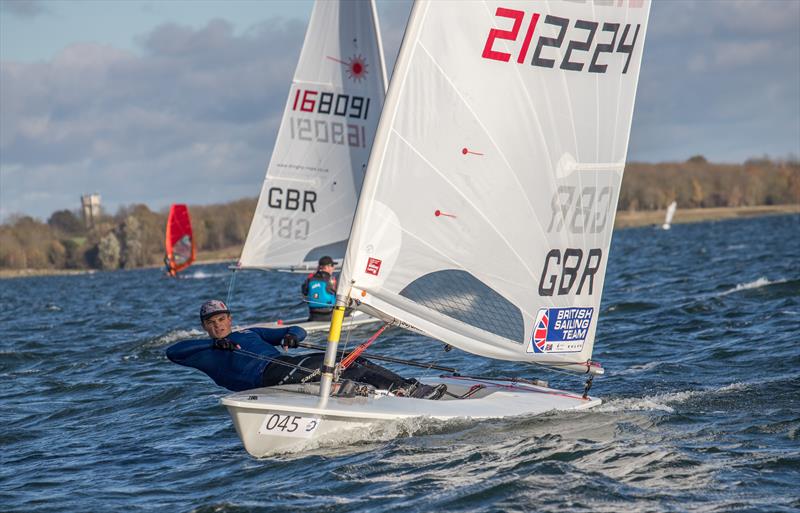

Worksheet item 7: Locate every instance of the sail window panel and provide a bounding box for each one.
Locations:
[399,270,524,343]
[303,240,348,265]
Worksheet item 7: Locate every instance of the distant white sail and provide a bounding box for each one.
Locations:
[339,0,651,374]
[238,0,387,271]
[662,200,677,230]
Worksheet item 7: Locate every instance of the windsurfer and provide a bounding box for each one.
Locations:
[166,300,447,399]
[301,256,338,321]
[163,255,176,277]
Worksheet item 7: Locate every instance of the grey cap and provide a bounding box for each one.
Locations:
[200,299,230,323]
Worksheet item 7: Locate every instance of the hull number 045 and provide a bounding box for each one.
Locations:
[257,414,321,439]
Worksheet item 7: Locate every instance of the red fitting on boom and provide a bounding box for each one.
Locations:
[339,324,389,371]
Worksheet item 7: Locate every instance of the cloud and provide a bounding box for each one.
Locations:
[0,0,798,220]
[0,16,305,219]
[0,0,48,19]
[629,0,799,162]
[651,0,800,38]
[0,4,417,220]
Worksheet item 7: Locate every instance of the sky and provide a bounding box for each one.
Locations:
[0,0,798,220]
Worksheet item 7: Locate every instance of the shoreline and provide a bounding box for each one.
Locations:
[2,204,797,279]
[613,203,799,229]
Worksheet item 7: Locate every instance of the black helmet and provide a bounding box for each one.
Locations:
[318,256,335,267]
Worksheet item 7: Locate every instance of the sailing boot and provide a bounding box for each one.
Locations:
[333,380,358,397]
[333,380,374,397]
[409,383,448,400]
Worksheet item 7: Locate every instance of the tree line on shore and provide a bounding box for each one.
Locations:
[0,199,257,271]
[1,157,798,271]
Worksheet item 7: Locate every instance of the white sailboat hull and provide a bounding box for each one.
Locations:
[221,375,600,457]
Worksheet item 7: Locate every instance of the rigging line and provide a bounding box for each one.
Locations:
[419,348,446,375]
[232,348,320,375]
[522,358,598,377]
[335,311,356,362]
[225,269,238,306]
[340,321,351,360]
[297,341,459,374]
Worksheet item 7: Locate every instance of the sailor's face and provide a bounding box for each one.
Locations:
[203,313,232,339]
[321,264,334,274]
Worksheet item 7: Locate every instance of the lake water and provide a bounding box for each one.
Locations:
[2,214,799,512]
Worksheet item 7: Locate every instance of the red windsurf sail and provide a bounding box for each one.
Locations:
[165,204,195,276]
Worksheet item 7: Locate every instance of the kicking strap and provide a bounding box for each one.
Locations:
[339,324,389,371]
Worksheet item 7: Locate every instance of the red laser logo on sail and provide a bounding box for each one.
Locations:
[327,54,368,82]
[365,257,382,276]
[434,210,457,218]
[461,147,483,156]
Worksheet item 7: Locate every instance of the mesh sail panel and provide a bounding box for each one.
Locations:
[399,270,523,342]
[303,240,347,264]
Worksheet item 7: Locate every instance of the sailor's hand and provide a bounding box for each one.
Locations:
[213,338,240,351]
[282,333,299,350]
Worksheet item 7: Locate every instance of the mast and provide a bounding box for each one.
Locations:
[369,0,389,94]
[319,0,427,404]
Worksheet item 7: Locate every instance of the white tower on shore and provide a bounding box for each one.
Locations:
[81,193,101,227]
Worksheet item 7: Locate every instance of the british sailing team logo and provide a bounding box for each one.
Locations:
[528,307,594,354]
[326,54,368,82]
[531,309,550,352]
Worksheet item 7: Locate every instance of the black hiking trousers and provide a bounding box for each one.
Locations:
[260,352,415,391]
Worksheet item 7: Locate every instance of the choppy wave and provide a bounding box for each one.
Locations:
[2,214,798,513]
[719,276,788,295]
[187,270,230,279]
[597,381,758,414]
[149,328,204,346]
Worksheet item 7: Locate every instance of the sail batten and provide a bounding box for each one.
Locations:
[339,0,649,373]
[238,0,387,271]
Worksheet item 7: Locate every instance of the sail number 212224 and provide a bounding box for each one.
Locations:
[481,7,642,74]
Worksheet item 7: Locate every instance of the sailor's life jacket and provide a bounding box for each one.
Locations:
[302,271,336,311]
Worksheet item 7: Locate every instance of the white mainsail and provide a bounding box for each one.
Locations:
[238,0,387,271]
[338,0,651,374]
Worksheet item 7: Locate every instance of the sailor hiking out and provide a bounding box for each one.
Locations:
[166,300,447,399]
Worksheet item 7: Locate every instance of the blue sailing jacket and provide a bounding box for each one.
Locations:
[302,271,337,310]
[166,325,306,391]
[307,279,336,309]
